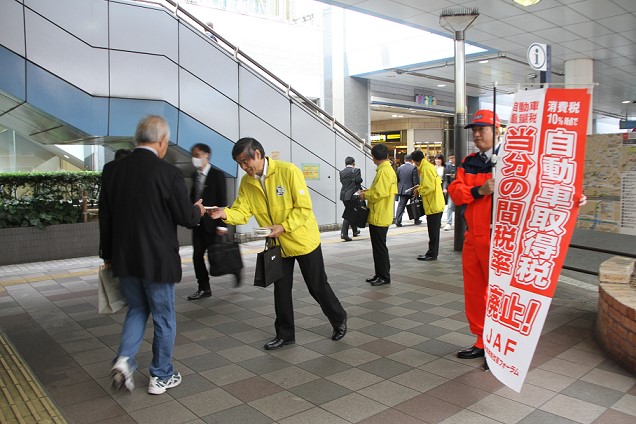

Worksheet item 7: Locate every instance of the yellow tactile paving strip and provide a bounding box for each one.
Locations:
[0,333,67,424]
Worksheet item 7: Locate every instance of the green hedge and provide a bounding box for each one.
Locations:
[0,171,101,229]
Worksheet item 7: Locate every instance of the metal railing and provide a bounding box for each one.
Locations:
[130,0,371,155]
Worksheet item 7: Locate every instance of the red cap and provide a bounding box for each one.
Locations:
[465,109,501,129]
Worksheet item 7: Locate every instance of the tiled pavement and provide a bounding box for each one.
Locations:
[0,225,635,424]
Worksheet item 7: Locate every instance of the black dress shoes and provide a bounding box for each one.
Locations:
[370,277,390,286]
[234,272,242,287]
[332,318,347,341]
[341,235,352,242]
[457,345,485,359]
[353,230,360,237]
[365,275,378,283]
[395,223,403,227]
[264,338,295,350]
[414,220,422,225]
[417,255,437,261]
[187,290,211,300]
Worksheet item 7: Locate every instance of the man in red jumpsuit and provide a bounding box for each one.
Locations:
[448,109,500,360]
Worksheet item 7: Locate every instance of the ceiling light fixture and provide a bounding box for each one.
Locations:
[437,84,446,87]
[512,0,541,6]
[479,60,489,64]
[622,100,631,104]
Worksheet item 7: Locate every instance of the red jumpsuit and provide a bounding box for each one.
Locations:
[448,152,493,349]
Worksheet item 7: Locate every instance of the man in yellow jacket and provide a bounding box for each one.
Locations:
[210,137,347,350]
[359,144,398,286]
[410,150,445,261]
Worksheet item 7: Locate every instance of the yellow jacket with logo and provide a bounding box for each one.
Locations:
[224,158,320,257]
[366,160,398,227]
[417,160,445,215]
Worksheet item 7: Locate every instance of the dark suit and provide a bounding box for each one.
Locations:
[99,148,201,282]
[190,165,227,291]
[395,162,420,225]
[339,166,363,237]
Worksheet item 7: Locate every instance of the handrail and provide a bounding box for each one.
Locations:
[129,0,371,155]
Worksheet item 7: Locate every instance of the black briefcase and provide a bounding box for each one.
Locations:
[208,234,243,277]
[254,238,283,288]
[406,198,425,220]
[342,199,369,228]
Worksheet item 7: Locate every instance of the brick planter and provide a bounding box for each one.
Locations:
[596,257,636,373]
[0,223,192,266]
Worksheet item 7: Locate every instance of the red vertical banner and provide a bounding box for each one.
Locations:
[485,88,591,392]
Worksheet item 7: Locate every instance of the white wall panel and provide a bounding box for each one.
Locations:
[0,0,25,55]
[179,71,239,142]
[109,1,177,61]
[110,51,178,105]
[291,142,337,225]
[291,103,336,165]
[178,24,238,102]
[25,10,109,96]
[239,107,291,161]
[26,0,108,47]
[239,66,290,136]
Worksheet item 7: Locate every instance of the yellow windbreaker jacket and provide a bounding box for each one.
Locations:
[224,158,320,257]
[417,160,445,215]
[366,160,398,227]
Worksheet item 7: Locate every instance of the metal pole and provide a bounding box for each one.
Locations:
[453,30,467,251]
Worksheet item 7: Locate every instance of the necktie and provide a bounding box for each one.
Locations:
[195,172,204,199]
[480,153,488,163]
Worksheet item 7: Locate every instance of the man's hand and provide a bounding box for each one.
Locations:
[357,190,367,200]
[268,224,285,238]
[478,179,495,196]
[210,207,227,220]
[194,199,205,216]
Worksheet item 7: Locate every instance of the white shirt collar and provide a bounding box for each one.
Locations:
[136,146,158,156]
[199,162,211,176]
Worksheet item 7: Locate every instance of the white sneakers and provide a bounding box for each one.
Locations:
[111,356,134,393]
[443,224,452,231]
[148,372,182,395]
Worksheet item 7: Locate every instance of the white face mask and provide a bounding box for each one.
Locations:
[192,156,204,168]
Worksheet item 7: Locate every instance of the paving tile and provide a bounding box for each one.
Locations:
[468,393,535,423]
[387,347,438,368]
[329,347,381,366]
[238,354,295,374]
[277,406,350,424]
[592,408,636,424]
[395,392,463,422]
[389,368,448,393]
[321,392,389,422]
[611,393,636,416]
[267,345,323,365]
[517,410,580,424]
[439,409,504,424]
[295,356,351,377]
[540,393,606,423]
[168,373,218,399]
[202,404,273,424]
[200,364,256,386]
[494,382,558,408]
[222,375,284,402]
[248,390,314,421]
[539,357,595,379]
[178,352,232,373]
[325,368,384,391]
[289,378,351,405]
[561,380,625,407]
[358,408,426,424]
[261,365,319,389]
[217,344,265,363]
[580,368,636,392]
[178,388,242,417]
[525,367,577,392]
[62,395,128,424]
[358,357,412,379]
[425,379,491,408]
[358,380,420,407]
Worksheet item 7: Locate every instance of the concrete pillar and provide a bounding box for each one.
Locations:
[565,58,594,135]
[406,129,415,153]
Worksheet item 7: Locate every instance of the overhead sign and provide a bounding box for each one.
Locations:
[527,43,548,71]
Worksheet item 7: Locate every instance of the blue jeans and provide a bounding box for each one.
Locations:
[118,277,176,380]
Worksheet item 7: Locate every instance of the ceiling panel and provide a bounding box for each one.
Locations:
[323,0,635,118]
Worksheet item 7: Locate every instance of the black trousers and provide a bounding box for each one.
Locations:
[274,245,347,340]
[341,200,358,237]
[369,224,390,280]
[192,226,215,291]
[425,212,443,258]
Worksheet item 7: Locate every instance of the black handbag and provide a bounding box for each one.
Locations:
[406,197,425,220]
[254,238,284,288]
[342,199,369,228]
[208,233,243,277]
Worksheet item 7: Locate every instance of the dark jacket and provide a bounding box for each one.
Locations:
[99,148,201,282]
[339,166,363,202]
[396,162,419,195]
[191,166,227,233]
